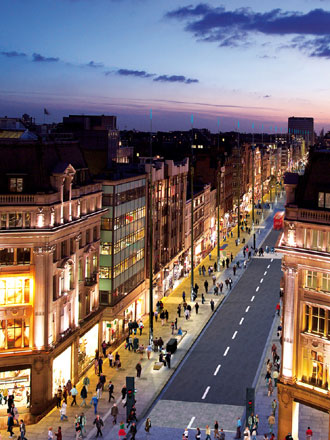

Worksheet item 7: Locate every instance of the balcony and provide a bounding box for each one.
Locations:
[286,206,330,225]
[85,274,97,286]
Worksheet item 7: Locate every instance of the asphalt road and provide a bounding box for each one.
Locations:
[161,229,282,406]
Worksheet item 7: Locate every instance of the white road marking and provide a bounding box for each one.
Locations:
[239,317,244,325]
[264,271,267,276]
[214,364,221,376]
[202,386,210,400]
[260,278,264,283]
[251,296,255,302]
[188,416,195,429]
[232,331,238,339]
[245,306,250,313]
[271,258,274,262]
[256,286,259,292]
[267,264,270,269]
[223,346,230,356]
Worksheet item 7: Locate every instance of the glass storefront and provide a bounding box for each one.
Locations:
[53,346,72,395]
[0,368,31,408]
[78,324,99,375]
[102,319,121,344]
[125,304,135,322]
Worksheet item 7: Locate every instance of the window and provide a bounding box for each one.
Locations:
[102,194,113,206]
[24,213,30,228]
[0,214,6,229]
[93,226,98,241]
[86,229,91,244]
[0,277,31,305]
[9,178,23,193]
[311,230,324,250]
[101,218,112,231]
[318,192,330,209]
[312,307,325,334]
[306,270,317,289]
[93,255,98,272]
[101,243,112,255]
[1,319,29,349]
[61,241,66,259]
[79,260,83,281]
[100,267,111,279]
[17,248,31,265]
[8,213,22,228]
[322,273,330,292]
[0,248,30,266]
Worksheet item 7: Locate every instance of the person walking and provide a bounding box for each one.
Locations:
[19,419,26,440]
[160,310,165,326]
[98,357,103,375]
[74,417,82,440]
[80,385,87,407]
[171,322,175,335]
[93,415,104,438]
[136,362,142,378]
[101,340,107,358]
[210,299,215,312]
[108,351,114,367]
[145,418,151,434]
[219,282,223,293]
[60,402,68,421]
[165,351,171,368]
[214,420,220,439]
[130,422,137,440]
[182,291,186,302]
[195,427,201,439]
[268,379,274,397]
[83,376,90,392]
[233,264,237,276]
[201,293,205,304]
[55,427,62,440]
[138,321,144,335]
[268,414,275,434]
[48,427,54,440]
[165,309,169,322]
[195,302,199,314]
[251,425,257,440]
[111,403,118,425]
[71,385,78,406]
[108,381,115,402]
[7,412,14,438]
[177,304,182,318]
[56,386,62,408]
[243,427,250,440]
[90,394,98,415]
[204,280,209,293]
[271,399,277,416]
[205,425,211,440]
[80,413,87,437]
[235,418,241,439]
[306,426,313,440]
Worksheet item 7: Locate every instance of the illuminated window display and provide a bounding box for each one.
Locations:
[52,346,72,395]
[0,368,31,408]
[78,324,99,375]
[0,277,32,305]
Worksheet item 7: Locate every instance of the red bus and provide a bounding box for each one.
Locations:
[273,211,284,230]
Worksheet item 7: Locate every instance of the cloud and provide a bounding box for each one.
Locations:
[86,60,104,68]
[0,51,26,58]
[115,68,155,78]
[32,53,59,62]
[166,4,330,57]
[263,94,271,98]
[154,74,199,84]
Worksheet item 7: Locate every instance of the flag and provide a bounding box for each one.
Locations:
[44,108,50,115]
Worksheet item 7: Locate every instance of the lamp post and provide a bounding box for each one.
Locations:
[237,130,241,243]
[190,115,194,301]
[148,110,153,346]
[261,129,264,220]
[252,138,256,251]
[217,165,221,271]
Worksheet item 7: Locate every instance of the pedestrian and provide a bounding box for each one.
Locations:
[244,260,247,269]
[202,293,205,304]
[108,351,114,367]
[183,427,189,439]
[74,417,82,440]
[55,426,62,440]
[214,285,218,295]
[268,414,275,434]
[100,373,106,391]
[71,385,78,406]
[139,320,144,335]
[90,394,98,415]
[212,274,216,286]
[209,252,212,260]
[202,265,206,276]
[208,266,212,277]
[251,425,257,440]
[177,304,182,318]
[98,357,103,375]
[93,414,104,438]
[60,402,68,421]
[214,261,217,272]
[56,386,62,408]
[214,420,220,439]
[219,282,223,293]
[199,266,202,276]
[228,278,233,289]
[48,427,54,440]
[268,379,273,397]
[271,399,277,416]
[243,427,250,440]
[83,376,90,391]
[170,322,175,335]
[219,429,225,440]
[306,426,313,440]
[276,303,280,315]
[121,385,127,401]
[205,425,211,440]
[195,427,201,439]
[133,337,139,353]
[160,310,165,326]
[80,413,87,437]
[235,417,241,439]
[19,419,26,440]
[136,362,142,378]
[204,280,209,293]
[165,351,171,368]
[145,418,152,434]
[165,309,169,322]
[230,252,233,262]
[7,411,14,438]
[182,291,186,302]
[184,308,189,320]
[80,385,87,407]
[94,358,98,375]
[225,278,229,289]
[210,299,215,312]
[108,381,115,402]
[195,302,199,314]
[130,422,137,440]
[110,403,118,425]
[101,340,107,357]
[175,318,178,330]
[233,264,237,276]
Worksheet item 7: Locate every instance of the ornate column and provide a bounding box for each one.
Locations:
[33,245,55,349]
[74,233,81,326]
[282,263,298,381]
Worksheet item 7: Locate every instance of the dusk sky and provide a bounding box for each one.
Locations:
[1,0,330,132]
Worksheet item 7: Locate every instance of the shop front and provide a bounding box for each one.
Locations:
[0,367,30,408]
[78,324,99,375]
[125,303,135,323]
[52,345,72,395]
[102,319,122,345]
[135,297,144,320]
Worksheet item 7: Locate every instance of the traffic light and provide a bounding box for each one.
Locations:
[126,376,135,421]
[246,387,255,422]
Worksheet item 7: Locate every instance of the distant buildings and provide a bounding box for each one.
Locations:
[277,151,330,438]
[288,116,314,147]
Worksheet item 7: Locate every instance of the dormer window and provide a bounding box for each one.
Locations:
[9,177,23,193]
[318,192,330,209]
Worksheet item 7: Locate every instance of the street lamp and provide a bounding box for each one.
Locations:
[251,143,256,250]
[148,110,153,346]
[190,115,194,301]
[216,165,222,271]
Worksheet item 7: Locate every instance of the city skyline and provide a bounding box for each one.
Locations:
[1,0,330,131]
